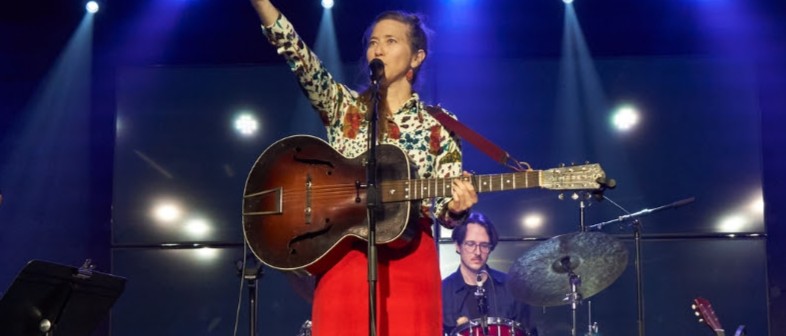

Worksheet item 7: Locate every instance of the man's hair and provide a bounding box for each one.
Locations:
[451,212,499,251]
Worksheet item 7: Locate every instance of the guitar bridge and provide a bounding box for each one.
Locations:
[305,174,312,224]
[243,187,283,215]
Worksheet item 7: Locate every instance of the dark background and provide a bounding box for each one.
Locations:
[2,0,785,335]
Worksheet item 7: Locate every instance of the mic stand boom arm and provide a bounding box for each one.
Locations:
[588,196,695,336]
[588,197,695,230]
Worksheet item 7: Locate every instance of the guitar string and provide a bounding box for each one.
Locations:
[284,172,539,192]
[274,172,540,199]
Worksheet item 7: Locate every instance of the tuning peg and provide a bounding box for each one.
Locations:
[571,192,579,200]
[558,193,565,200]
[596,177,617,189]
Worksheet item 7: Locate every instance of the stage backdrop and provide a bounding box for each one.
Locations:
[111,52,766,335]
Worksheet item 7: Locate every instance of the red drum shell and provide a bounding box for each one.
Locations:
[451,317,526,336]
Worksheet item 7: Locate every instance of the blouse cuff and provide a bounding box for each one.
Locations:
[440,206,469,229]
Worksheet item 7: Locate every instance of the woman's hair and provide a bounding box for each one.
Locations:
[451,212,500,251]
[362,10,432,84]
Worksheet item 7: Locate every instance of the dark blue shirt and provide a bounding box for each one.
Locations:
[442,266,532,335]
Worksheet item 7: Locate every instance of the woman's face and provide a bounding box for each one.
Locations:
[366,19,424,86]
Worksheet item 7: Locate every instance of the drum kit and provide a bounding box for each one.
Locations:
[449,230,628,336]
[449,194,695,336]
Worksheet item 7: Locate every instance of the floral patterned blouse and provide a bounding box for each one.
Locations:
[262,14,465,229]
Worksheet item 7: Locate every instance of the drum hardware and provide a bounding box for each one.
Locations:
[510,184,626,336]
[586,322,600,336]
[296,320,313,336]
[584,301,600,336]
[561,256,583,336]
[589,196,695,336]
[236,254,264,336]
[506,224,628,306]
[452,317,527,336]
[475,272,490,336]
[506,232,627,332]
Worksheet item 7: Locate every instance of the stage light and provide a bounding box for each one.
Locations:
[717,214,748,232]
[194,248,220,262]
[522,213,544,230]
[321,0,334,9]
[612,105,640,132]
[184,217,212,239]
[152,201,183,224]
[748,194,764,215]
[86,1,99,13]
[563,0,574,4]
[233,113,259,137]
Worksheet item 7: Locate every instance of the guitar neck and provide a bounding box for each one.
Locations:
[692,297,726,336]
[381,171,542,202]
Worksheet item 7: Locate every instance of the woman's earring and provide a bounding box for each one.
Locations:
[406,68,414,82]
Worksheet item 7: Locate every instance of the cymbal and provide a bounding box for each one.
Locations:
[507,231,628,307]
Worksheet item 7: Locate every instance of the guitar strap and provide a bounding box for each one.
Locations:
[425,105,525,171]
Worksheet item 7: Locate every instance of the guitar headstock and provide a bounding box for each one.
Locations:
[692,297,725,336]
[540,163,606,191]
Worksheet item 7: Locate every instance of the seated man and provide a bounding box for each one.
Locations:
[442,212,534,335]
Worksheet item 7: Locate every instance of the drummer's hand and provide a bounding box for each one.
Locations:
[456,316,469,325]
[448,171,477,214]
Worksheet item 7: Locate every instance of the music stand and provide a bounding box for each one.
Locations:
[0,259,126,336]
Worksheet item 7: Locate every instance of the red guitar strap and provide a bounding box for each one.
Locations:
[425,105,524,171]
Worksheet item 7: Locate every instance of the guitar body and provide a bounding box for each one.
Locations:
[242,135,420,274]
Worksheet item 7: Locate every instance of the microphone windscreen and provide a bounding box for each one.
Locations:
[369,58,384,82]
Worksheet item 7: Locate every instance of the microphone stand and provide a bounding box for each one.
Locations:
[589,196,695,336]
[364,75,382,336]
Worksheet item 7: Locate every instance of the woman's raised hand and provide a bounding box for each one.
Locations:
[250,0,279,27]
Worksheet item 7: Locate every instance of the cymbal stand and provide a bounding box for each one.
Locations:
[559,192,591,232]
[559,188,611,336]
[561,257,582,336]
[556,192,589,336]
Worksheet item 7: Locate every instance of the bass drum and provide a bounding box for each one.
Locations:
[451,317,528,336]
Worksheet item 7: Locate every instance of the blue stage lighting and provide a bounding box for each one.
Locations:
[563,0,574,4]
[86,1,99,13]
[321,0,334,9]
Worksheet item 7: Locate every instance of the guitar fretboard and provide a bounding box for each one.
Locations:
[380,171,541,202]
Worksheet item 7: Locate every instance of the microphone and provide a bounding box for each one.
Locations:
[369,58,384,84]
[670,197,696,208]
[475,270,487,287]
